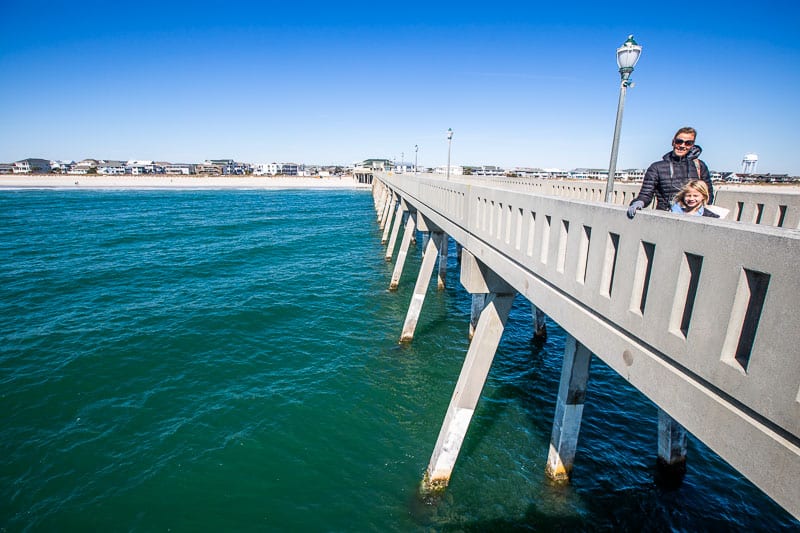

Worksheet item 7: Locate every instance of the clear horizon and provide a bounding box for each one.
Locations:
[2,1,798,174]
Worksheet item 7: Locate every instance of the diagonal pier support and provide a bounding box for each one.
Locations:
[422,251,516,492]
[385,200,407,261]
[546,334,592,482]
[390,211,417,290]
[400,223,444,342]
[380,193,397,239]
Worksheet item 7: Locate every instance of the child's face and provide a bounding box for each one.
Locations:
[683,189,704,208]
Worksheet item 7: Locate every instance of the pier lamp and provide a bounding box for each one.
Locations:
[414,144,419,175]
[446,128,453,180]
[604,35,642,203]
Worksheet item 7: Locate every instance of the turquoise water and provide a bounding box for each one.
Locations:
[1,188,796,532]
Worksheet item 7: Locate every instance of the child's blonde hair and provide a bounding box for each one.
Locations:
[674,179,710,207]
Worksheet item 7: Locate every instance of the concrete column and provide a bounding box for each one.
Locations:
[545,334,592,482]
[420,231,430,255]
[379,192,395,231]
[390,212,417,291]
[656,408,688,488]
[375,185,388,219]
[436,232,448,290]
[469,294,486,340]
[385,201,407,261]
[400,229,443,342]
[381,194,398,243]
[532,304,547,339]
[422,291,516,493]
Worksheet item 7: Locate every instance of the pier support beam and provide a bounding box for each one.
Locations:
[390,211,417,291]
[420,252,517,492]
[469,294,486,340]
[400,224,444,343]
[436,232,448,290]
[422,290,516,492]
[545,334,592,482]
[656,409,688,488]
[380,193,397,238]
[376,186,389,221]
[532,304,547,339]
[385,200,407,261]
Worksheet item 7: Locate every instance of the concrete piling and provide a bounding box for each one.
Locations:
[545,335,592,482]
[422,291,516,493]
[390,211,417,291]
[400,228,444,342]
[532,304,547,339]
[656,408,688,488]
[385,201,407,262]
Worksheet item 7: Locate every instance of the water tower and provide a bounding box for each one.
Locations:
[742,153,758,174]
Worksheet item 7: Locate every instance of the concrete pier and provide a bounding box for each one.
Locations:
[385,200,407,262]
[400,227,444,342]
[381,193,397,242]
[390,211,417,291]
[421,251,516,491]
[469,294,486,340]
[532,304,547,339]
[373,172,800,519]
[436,232,448,290]
[545,335,592,482]
[656,409,688,488]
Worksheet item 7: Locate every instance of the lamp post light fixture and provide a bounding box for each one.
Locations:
[604,35,642,203]
[414,144,419,175]
[446,128,453,180]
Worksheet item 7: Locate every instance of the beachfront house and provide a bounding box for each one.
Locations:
[13,158,52,174]
[68,159,98,174]
[163,163,194,175]
[97,160,127,175]
[49,160,75,173]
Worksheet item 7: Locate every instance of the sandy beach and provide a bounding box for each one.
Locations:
[0,174,372,190]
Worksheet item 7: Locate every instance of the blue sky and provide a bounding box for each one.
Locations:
[2,1,799,174]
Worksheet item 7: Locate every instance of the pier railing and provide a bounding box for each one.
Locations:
[374,171,800,518]
[426,173,800,229]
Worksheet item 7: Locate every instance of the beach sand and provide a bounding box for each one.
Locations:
[0,174,372,190]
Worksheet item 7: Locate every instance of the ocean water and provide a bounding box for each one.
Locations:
[0,188,796,532]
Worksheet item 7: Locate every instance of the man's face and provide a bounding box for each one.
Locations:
[672,133,696,157]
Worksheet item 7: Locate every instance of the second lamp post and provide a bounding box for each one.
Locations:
[446,128,453,180]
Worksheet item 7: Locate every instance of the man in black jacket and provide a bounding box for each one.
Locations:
[627,127,714,218]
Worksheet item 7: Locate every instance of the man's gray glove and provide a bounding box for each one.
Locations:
[627,200,645,219]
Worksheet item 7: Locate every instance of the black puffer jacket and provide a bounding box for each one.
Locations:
[631,145,714,210]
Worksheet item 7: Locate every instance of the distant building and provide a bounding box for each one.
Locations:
[97,160,126,175]
[68,159,98,175]
[360,159,392,172]
[13,158,52,174]
[163,163,194,175]
[433,165,464,176]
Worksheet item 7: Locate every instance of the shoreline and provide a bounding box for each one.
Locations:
[0,174,372,190]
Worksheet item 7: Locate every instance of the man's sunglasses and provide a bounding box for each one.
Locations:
[673,139,695,146]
